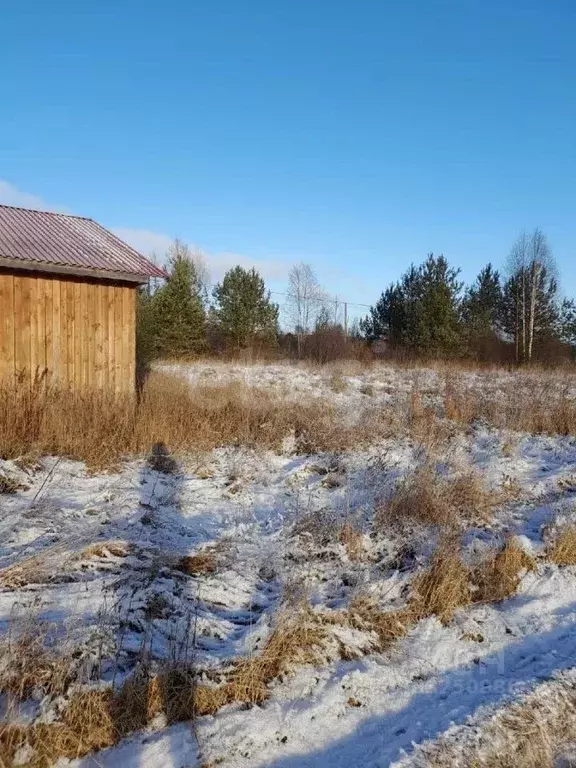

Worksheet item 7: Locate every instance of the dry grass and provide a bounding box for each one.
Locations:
[347,598,413,649]
[0,373,400,468]
[443,372,576,437]
[5,366,573,469]
[339,523,365,562]
[547,527,576,566]
[359,382,374,396]
[447,472,498,520]
[0,473,24,494]
[155,611,325,717]
[406,391,450,448]
[0,540,130,590]
[0,555,50,590]
[0,546,74,590]
[375,467,498,533]
[0,608,327,766]
[375,467,455,530]
[472,539,536,603]
[176,551,218,576]
[79,540,130,560]
[0,531,545,768]
[197,617,326,713]
[425,679,576,768]
[339,536,537,648]
[329,373,348,394]
[292,508,339,548]
[0,628,72,701]
[0,689,124,767]
[328,545,472,647]
[411,544,471,624]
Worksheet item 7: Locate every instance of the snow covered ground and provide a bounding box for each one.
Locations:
[3,362,576,767]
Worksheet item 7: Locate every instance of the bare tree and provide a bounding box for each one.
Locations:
[508,231,529,362]
[506,228,557,363]
[285,263,326,355]
[527,229,554,362]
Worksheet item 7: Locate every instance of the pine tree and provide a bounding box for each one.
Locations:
[363,255,462,356]
[414,254,463,356]
[314,305,332,332]
[462,264,502,359]
[152,245,206,358]
[359,287,392,342]
[558,299,576,348]
[135,285,156,385]
[212,266,279,351]
[360,269,415,346]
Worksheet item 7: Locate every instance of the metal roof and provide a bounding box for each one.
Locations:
[0,204,166,282]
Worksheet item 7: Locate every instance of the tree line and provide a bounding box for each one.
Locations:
[361,229,576,364]
[137,240,280,367]
[138,230,576,369]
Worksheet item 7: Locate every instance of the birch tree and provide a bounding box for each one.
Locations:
[506,229,557,363]
[285,263,326,355]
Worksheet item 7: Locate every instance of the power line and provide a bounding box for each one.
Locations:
[269,291,372,310]
[270,291,372,340]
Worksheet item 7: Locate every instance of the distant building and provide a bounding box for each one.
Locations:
[0,205,165,393]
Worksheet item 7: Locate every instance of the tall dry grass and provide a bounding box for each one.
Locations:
[443,372,576,436]
[0,373,399,467]
[5,366,574,469]
[473,539,536,602]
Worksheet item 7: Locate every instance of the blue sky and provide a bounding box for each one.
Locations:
[1,0,575,318]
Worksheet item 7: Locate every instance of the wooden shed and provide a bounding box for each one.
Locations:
[0,205,165,393]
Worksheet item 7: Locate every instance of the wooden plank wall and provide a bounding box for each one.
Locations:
[0,271,136,393]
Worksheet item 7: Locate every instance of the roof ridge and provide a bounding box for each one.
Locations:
[0,203,91,221]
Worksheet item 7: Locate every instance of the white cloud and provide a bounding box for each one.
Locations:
[0,180,57,211]
[113,226,292,283]
[111,227,174,258]
[206,252,292,283]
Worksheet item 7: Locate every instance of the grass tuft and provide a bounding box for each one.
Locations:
[473,539,536,603]
[411,543,471,624]
[547,527,576,566]
[339,523,365,562]
[347,598,413,650]
[176,551,218,576]
[375,467,497,533]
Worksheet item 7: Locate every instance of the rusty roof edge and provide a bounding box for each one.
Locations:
[0,256,157,284]
[93,220,168,278]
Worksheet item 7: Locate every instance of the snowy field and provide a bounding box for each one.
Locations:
[3,362,576,766]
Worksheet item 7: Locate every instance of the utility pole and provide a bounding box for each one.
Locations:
[344,302,348,341]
